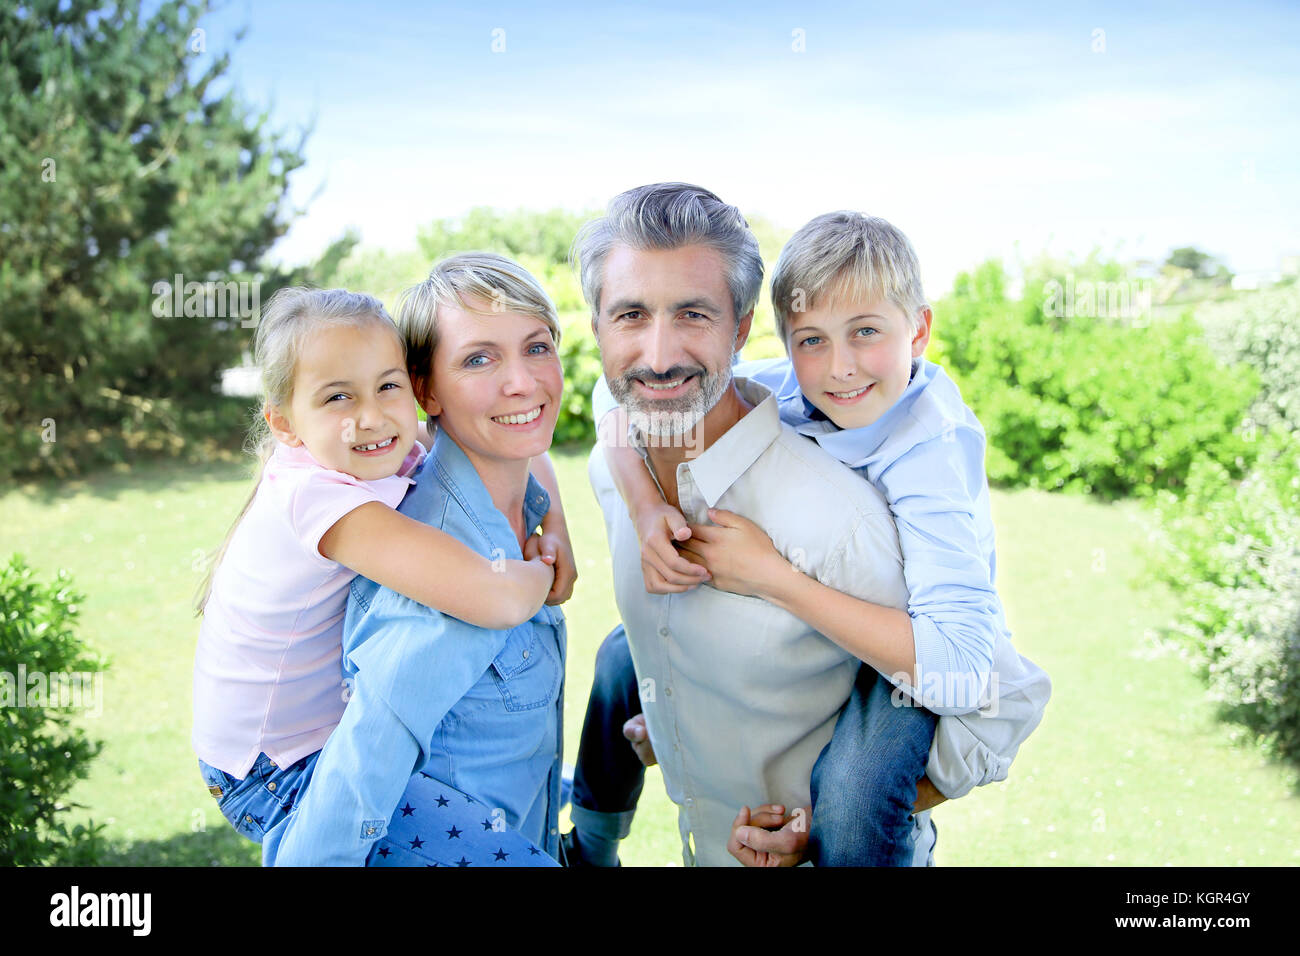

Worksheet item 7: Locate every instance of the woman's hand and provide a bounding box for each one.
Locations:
[524,529,576,605]
[680,508,793,599]
[634,500,711,594]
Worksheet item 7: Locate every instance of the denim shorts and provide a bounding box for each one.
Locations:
[198,751,318,844]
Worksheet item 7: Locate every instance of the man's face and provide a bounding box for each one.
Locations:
[593,243,751,437]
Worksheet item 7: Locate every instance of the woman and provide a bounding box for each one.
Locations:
[262,253,567,866]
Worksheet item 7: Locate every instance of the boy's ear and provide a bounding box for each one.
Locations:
[265,403,301,447]
[911,307,934,357]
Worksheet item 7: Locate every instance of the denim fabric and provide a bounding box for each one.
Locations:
[807,663,938,866]
[570,624,644,840]
[198,751,317,843]
[367,775,558,868]
[262,430,565,866]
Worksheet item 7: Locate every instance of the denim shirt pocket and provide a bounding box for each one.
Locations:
[489,623,560,712]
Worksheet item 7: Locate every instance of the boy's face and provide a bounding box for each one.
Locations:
[786,295,932,430]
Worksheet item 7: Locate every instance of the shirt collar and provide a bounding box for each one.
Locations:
[426,428,551,536]
[271,437,425,486]
[626,376,782,510]
[794,357,936,467]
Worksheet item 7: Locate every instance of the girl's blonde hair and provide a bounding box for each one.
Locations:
[194,287,401,615]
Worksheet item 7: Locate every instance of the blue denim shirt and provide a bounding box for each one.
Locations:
[262,429,566,866]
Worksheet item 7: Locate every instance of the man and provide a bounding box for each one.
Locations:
[573,183,949,866]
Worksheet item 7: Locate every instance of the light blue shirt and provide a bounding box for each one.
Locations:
[735,356,1003,713]
[262,430,566,866]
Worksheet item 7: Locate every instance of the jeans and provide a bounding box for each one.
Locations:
[571,625,938,865]
[198,751,318,843]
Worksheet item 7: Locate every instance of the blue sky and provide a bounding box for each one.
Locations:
[197,0,1300,293]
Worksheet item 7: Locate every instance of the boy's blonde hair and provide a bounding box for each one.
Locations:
[396,252,561,399]
[195,287,400,614]
[770,212,928,341]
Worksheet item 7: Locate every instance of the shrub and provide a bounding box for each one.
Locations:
[933,259,1259,498]
[1146,430,1300,766]
[555,315,601,445]
[0,555,107,865]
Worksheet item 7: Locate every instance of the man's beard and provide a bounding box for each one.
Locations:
[609,361,733,438]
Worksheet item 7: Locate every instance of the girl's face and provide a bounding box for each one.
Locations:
[421,302,562,472]
[271,321,419,480]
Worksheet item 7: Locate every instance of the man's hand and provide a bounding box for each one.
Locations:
[623,713,657,767]
[525,528,577,605]
[634,501,710,594]
[727,804,810,867]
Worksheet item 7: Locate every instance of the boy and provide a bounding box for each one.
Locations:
[568,211,1050,866]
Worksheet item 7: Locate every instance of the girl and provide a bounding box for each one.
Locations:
[192,286,571,846]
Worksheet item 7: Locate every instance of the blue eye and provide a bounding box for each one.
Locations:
[465,354,489,368]
[855,327,879,338]
[528,342,551,355]
[798,336,822,348]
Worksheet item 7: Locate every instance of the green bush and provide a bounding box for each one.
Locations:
[555,315,600,445]
[0,555,107,865]
[1197,284,1300,435]
[1146,429,1300,766]
[933,259,1259,498]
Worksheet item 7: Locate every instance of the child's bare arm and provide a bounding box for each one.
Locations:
[319,502,553,630]
[597,405,709,593]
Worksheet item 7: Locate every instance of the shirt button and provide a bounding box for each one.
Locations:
[685,798,694,807]
[658,627,669,637]
[366,826,376,835]
[522,649,530,659]
[550,828,558,835]
[665,687,673,697]
[267,782,277,792]
[244,815,253,823]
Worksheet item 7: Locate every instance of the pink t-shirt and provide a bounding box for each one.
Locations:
[192,439,425,778]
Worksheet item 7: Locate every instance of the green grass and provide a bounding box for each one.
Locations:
[3,450,1298,866]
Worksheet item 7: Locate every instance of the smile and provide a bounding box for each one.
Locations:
[353,437,396,452]
[491,405,543,425]
[636,373,697,394]
[826,384,874,402]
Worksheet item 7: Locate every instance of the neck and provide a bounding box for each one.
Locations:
[444,432,531,547]
[643,381,752,508]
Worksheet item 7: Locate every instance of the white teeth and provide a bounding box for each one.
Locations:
[644,379,685,391]
[354,437,395,452]
[831,385,871,399]
[492,406,542,425]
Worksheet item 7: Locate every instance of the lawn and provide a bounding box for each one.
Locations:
[3,446,1297,866]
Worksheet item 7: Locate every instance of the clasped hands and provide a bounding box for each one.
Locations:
[633,501,793,598]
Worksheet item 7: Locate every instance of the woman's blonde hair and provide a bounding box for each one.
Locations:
[395,252,561,403]
[193,287,401,615]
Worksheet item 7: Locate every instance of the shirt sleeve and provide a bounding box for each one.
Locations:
[925,637,1053,798]
[261,593,510,866]
[876,427,1000,714]
[287,468,409,565]
[592,374,618,426]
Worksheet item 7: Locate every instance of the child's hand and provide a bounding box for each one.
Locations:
[634,501,710,594]
[526,528,577,605]
[727,804,810,867]
[514,549,556,612]
[680,508,791,599]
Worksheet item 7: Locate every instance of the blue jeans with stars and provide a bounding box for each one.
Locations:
[200,753,556,867]
[366,774,558,868]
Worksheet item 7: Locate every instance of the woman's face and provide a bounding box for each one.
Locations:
[422,300,563,469]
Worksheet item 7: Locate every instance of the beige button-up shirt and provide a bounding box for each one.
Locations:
[589,376,935,866]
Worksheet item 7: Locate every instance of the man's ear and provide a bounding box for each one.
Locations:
[265,403,301,447]
[911,307,934,357]
[733,308,755,356]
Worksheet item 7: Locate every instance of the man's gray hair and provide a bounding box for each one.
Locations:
[771,211,928,340]
[572,182,763,323]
